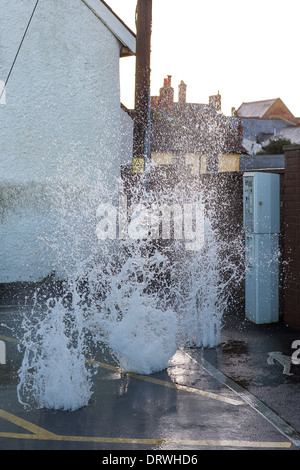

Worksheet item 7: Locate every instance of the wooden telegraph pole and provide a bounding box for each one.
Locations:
[133,0,152,177]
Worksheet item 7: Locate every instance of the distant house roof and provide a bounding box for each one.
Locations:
[229,117,296,142]
[82,0,136,56]
[236,97,299,125]
[262,126,300,146]
[236,99,278,118]
[277,126,300,145]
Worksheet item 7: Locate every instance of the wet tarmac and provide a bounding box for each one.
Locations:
[1,285,300,453]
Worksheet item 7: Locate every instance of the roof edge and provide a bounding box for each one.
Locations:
[81,0,136,56]
[238,98,278,108]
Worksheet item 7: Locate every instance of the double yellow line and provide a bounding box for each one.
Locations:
[0,409,291,448]
[0,334,292,448]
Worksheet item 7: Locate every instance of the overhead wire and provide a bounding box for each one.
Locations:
[0,0,40,102]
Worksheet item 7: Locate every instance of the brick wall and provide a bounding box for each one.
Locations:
[283,145,300,329]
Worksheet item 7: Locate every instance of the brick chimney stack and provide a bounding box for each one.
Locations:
[178,80,187,107]
[159,75,174,112]
[209,91,221,112]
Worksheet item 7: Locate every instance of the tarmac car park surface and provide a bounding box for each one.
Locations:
[1,299,300,452]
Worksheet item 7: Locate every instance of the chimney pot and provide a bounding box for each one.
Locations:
[163,76,172,87]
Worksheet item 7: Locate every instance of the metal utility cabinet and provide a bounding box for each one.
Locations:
[243,172,280,324]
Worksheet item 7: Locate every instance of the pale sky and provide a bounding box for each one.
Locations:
[106,0,300,118]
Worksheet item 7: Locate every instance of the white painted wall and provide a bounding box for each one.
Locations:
[120,107,134,165]
[0,0,134,282]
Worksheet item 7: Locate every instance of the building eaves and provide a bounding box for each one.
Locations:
[81,0,136,56]
[239,154,285,171]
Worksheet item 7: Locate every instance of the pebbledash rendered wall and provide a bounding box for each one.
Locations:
[0,0,130,283]
[283,145,300,329]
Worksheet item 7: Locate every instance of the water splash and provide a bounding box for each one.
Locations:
[107,290,178,375]
[16,164,244,410]
[17,281,93,411]
[176,212,243,348]
[89,242,179,375]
